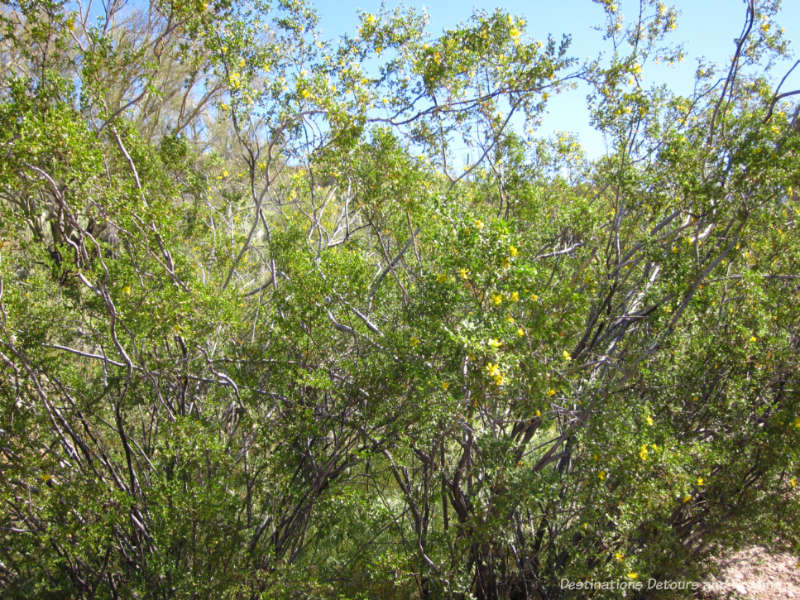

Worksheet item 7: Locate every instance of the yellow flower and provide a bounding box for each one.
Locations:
[485,363,504,386]
[598,470,606,481]
[683,494,692,503]
[790,477,796,488]
[749,335,757,343]
[488,338,502,349]
[535,409,541,417]
[410,336,420,348]
[441,381,450,391]
[122,285,132,295]
[492,293,503,305]
[459,268,469,279]
[547,388,556,397]
[646,415,654,426]
[509,245,518,257]
[696,477,704,487]
[615,552,624,561]
[639,444,648,461]
[510,291,519,302]
[517,328,525,337]
[627,572,638,580]
[530,293,538,302]
[474,219,484,229]
[562,350,571,361]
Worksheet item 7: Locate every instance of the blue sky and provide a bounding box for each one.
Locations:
[314,0,800,157]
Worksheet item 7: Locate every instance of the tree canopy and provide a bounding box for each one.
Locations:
[0,0,798,598]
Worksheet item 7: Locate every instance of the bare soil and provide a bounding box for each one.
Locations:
[699,546,800,600]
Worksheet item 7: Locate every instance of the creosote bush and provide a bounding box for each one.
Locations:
[0,0,798,598]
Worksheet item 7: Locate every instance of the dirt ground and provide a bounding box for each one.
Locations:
[700,546,800,600]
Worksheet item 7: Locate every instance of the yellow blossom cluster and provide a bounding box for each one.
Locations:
[486,362,505,386]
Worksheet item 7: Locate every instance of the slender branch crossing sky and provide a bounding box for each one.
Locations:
[314,0,800,157]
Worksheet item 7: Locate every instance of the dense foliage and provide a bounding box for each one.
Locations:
[1,0,798,598]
